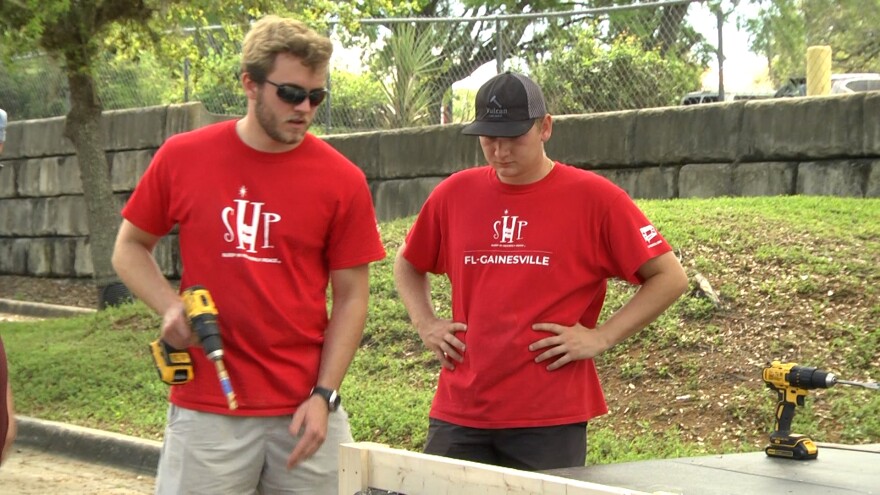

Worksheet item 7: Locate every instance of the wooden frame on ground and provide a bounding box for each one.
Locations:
[339,442,652,495]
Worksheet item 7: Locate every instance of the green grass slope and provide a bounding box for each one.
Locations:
[3,196,878,465]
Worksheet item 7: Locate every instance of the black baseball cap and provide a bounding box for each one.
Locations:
[461,71,547,137]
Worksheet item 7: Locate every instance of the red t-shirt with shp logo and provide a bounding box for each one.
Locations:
[123,120,385,415]
[403,163,671,428]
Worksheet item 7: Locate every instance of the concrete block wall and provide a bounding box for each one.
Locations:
[0,103,228,277]
[1,94,878,278]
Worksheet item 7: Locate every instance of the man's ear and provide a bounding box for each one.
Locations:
[540,114,553,142]
[241,72,259,100]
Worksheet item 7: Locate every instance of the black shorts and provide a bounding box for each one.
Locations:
[423,418,587,471]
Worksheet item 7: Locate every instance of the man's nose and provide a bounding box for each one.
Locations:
[493,139,512,157]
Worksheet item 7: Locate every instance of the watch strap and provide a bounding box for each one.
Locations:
[311,386,340,412]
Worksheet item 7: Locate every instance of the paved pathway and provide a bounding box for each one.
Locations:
[2,445,155,494]
[0,313,43,322]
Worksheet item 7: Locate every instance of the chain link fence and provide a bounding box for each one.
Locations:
[2,0,730,135]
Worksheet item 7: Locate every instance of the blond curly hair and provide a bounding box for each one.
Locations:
[240,15,333,82]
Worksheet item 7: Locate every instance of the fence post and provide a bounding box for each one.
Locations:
[184,58,191,102]
[714,6,725,101]
[325,74,333,130]
[495,18,504,74]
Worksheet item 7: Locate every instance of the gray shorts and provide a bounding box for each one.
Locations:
[155,404,353,495]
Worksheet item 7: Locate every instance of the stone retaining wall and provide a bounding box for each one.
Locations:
[1,94,878,278]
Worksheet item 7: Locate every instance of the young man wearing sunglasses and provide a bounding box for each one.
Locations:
[112,15,385,494]
[394,72,689,471]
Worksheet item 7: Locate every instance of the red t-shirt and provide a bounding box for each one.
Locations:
[0,336,9,449]
[123,120,386,415]
[403,163,671,428]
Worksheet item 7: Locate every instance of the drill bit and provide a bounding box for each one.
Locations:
[213,359,239,409]
[182,286,239,410]
[835,379,880,390]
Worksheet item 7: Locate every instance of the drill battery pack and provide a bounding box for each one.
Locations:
[765,433,818,460]
[149,339,194,385]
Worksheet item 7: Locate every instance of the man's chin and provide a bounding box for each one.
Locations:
[282,133,305,146]
[271,128,306,147]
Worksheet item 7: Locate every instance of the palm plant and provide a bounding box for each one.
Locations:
[377,23,442,128]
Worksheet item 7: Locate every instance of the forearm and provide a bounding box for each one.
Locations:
[317,299,366,390]
[316,265,370,390]
[393,246,435,327]
[598,252,688,350]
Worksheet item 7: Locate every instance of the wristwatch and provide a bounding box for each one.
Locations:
[310,386,341,412]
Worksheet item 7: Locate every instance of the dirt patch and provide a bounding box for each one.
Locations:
[2,446,154,494]
[589,238,880,456]
[2,259,878,458]
[0,276,100,309]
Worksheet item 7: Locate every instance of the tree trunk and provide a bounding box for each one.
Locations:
[63,68,130,309]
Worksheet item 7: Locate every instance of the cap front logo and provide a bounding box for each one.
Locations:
[487,94,508,117]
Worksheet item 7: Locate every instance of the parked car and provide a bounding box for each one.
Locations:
[832,73,880,93]
[774,73,880,97]
[680,90,773,105]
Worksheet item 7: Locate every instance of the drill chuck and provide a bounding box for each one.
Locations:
[183,288,224,361]
[786,365,837,390]
[191,315,223,361]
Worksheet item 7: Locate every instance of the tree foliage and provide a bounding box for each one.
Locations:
[531,27,703,114]
[741,0,880,83]
[1,1,716,124]
[376,23,443,128]
[0,57,68,119]
[0,0,163,303]
[324,70,385,133]
[0,0,399,302]
[350,0,711,121]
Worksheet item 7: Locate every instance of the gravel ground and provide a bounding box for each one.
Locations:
[2,446,155,494]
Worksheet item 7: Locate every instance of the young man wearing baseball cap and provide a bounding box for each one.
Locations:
[394,72,688,470]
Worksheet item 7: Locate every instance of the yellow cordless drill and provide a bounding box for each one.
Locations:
[762,360,879,460]
[149,286,238,410]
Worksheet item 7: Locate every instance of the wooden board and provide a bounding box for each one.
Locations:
[339,442,652,495]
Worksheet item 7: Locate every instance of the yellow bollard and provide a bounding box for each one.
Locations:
[806,45,831,96]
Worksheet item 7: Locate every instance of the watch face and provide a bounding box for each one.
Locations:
[328,391,341,411]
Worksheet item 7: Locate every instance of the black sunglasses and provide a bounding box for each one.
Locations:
[265,80,328,107]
